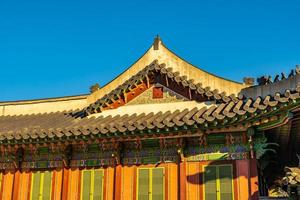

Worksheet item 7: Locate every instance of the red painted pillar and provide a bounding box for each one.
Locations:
[1,171,14,200]
[236,160,250,200]
[61,168,69,200]
[179,158,186,200]
[249,159,259,200]
[12,170,20,200]
[114,164,122,200]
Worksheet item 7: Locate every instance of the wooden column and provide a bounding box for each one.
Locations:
[19,171,31,200]
[1,171,14,200]
[106,167,115,200]
[114,164,122,200]
[249,159,259,200]
[236,160,250,200]
[186,162,200,199]
[179,158,186,200]
[164,164,169,200]
[121,166,135,200]
[12,170,21,200]
[168,163,178,200]
[61,168,69,200]
[72,169,81,200]
[52,169,63,200]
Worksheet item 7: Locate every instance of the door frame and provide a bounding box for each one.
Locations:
[136,167,165,200]
[202,164,235,200]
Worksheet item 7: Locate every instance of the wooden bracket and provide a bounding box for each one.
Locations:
[199,134,207,146]
[135,138,142,150]
[188,88,192,100]
[112,140,121,165]
[165,75,169,87]
[226,133,235,145]
[176,138,185,162]
[159,138,166,149]
[248,135,255,159]
[146,75,150,88]
[63,144,73,167]
[112,152,120,165]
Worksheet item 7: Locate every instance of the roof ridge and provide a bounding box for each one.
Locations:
[255,65,300,86]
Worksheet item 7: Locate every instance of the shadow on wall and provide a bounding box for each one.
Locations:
[185,159,259,200]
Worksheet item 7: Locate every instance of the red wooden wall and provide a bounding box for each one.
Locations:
[0,159,258,200]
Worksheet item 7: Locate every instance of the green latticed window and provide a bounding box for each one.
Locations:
[30,171,52,200]
[204,165,234,200]
[137,168,164,200]
[81,169,104,200]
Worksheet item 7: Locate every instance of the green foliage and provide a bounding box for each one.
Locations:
[254,134,279,159]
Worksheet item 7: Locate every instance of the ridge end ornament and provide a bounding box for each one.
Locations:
[153,35,162,50]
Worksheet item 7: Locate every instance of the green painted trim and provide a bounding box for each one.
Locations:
[257,112,292,131]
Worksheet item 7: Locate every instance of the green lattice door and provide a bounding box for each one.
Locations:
[30,171,52,200]
[81,169,104,200]
[137,168,164,200]
[204,165,234,200]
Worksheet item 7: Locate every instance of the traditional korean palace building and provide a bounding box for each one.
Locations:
[0,37,299,200]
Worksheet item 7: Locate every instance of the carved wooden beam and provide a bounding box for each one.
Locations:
[146,75,150,88]
[226,133,235,145]
[175,138,185,162]
[165,75,169,87]
[199,134,207,146]
[62,144,73,167]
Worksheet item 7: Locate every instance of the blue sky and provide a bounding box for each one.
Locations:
[0,0,299,101]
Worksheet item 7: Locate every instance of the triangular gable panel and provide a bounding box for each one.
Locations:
[126,84,188,106]
[84,60,240,115]
[84,37,249,115]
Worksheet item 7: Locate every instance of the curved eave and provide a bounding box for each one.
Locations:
[0,94,88,116]
[87,38,248,105]
[160,42,244,85]
[0,94,88,106]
